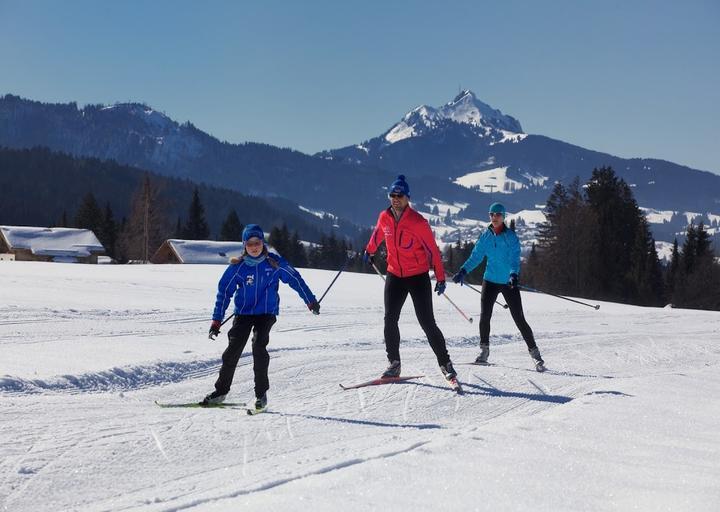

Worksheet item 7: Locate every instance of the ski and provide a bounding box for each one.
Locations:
[445,376,463,394]
[339,375,425,390]
[460,361,550,374]
[155,400,246,409]
[246,406,267,416]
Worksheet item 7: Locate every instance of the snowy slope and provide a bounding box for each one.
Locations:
[1,262,719,512]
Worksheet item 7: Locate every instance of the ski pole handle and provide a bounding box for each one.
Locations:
[209,314,235,340]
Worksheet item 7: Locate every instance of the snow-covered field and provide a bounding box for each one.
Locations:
[2,262,719,511]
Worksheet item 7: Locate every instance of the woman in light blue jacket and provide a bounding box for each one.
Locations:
[452,203,545,371]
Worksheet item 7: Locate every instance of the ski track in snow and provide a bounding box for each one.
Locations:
[1,263,720,511]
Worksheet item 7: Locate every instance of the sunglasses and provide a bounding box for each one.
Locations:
[389,193,405,199]
[489,212,504,217]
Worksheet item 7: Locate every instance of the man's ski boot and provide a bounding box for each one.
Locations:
[529,347,546,372]
[440,360,462,393]
[474,344,490,364]
[382,360,401,379]
[247,394,267,415]
[199,390,227,406]
[440,361,457,380]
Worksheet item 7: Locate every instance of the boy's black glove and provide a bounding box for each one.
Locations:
[208,320,221,340]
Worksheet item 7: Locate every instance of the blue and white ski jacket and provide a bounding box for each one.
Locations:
[212,253,316,320]
[460,225,521,285]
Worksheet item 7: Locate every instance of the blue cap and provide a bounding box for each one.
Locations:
[488,202,506,216]
[389,174,410,197]
[242,224,265,242]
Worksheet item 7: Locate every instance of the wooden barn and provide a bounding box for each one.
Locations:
[151,239,245,264]
[0,226,106,264]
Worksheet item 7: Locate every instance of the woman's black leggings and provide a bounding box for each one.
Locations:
[384,272,450,366]
[214,314,277,398]
[480,280,536,349]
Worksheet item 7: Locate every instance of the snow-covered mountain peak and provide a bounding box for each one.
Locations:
[383,90,523,145]
[97,102,176,131]
[440,90,523,133]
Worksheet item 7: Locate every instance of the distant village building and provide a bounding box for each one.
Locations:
[151,239,245,264]
[0,226,106,263]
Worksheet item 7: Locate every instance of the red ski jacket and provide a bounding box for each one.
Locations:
[366,207,446,281]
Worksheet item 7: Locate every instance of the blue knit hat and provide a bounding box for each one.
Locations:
[488,202,506,216]
[242,224,265,242]
[389,174,410,197]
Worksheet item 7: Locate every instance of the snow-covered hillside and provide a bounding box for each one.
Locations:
[1,262,719,511]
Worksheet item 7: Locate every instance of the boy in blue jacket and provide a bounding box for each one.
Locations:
[203,224,320,410]
[452,203,545,371]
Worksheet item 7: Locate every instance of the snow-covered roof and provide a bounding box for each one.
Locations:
[162,239,245,264]
[0,226,105,257]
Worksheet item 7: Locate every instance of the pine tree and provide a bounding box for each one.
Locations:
[584,167,649,301]
[56,211,68,228]
[219,210,243,241]
[101,202,118,259]
[269,224,290,257]
[664,239,679,302]
[74,192,103,235]
[673,223,720,310]
[119,174,170,262]
[289,231,308,267]
[181,187,210,240]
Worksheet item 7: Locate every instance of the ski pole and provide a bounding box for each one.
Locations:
[370,261,386,281]
[318,258,349,304]
[519,285,600,310]
[220,314,235,327]
[441,292,474,324]
[464,282,509,309]
[373,263,473,324]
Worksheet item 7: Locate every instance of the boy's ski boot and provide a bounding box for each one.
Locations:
[382,360,401,379]
[199,390,227,406]
[247,394,267,415]
[529,347,546,372]
[474,344,490,364]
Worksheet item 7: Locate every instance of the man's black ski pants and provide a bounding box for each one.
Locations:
[384,272,450,366]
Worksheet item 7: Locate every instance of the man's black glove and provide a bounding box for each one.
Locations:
[452,269,467,285]
[434,280,446,295]
[308,301,321,315]
[363,251,375,265]
[208,319,221,340]
[508,273,518,289]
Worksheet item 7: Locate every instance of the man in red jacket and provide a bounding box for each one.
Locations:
[365,175,456,381]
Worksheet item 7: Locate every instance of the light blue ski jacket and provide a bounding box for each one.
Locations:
[460,225,521,285]
[212,252,316,320]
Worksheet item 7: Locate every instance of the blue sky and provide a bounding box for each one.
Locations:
[1,0,718,173]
